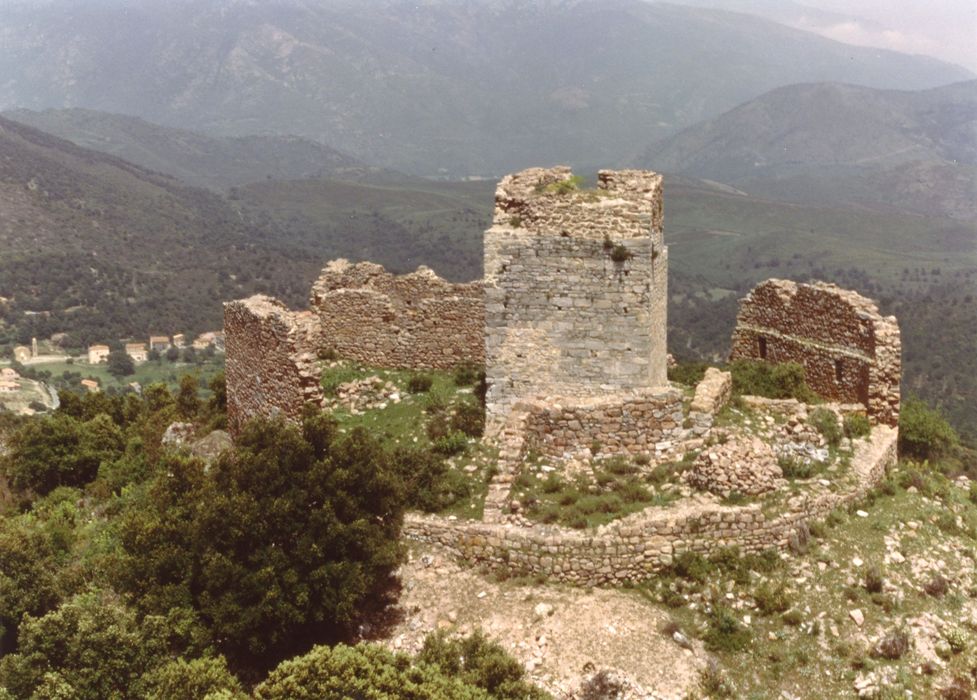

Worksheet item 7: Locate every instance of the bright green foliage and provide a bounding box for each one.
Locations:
[667,361,709,388]
[393,448,471,513]
[808,408,842,447]
[729,360,819,403]
[703,606,752,653]
[0,590,216,700]
[253,643,493,700]
[451,400,485,438]
[117,411,406,672]
[899,397,959,459]
[417,631,550,700]
[0,501,76,653]
[843,413,871,440]
[176,375,201,419]
[0,590,160,699]
[1,412,124,495]
[135,656,245,700]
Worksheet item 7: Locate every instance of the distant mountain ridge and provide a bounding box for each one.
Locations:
[0,0,970,175]
[0,114,321,343]
[2,108,368,191]
[640,80,977,218]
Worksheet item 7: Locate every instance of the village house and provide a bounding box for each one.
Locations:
[172,333,186,348]
[0,367,19,380]
[149,335,171,351]
[125,343,148,363]
[192,331,224,351]
[80,379,100,393]
[87,344,110,364]
[0,380,19,393]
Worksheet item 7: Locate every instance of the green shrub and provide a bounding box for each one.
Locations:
[899,397,959,459]
[969,482,977,506]
[605,457,638,476]
[671,551,714,584]
[667,361,709,388]
[778,454,814,480]
[864,565,885,594]
[698,659,735,698]
[782,610,804,626]
[408,374,433,393]
[254,642,495,700]
[417,630,549,700]
[754,581,791,616]
[873,629,910,660]
[432,432,469,457]
[703,606,751,653]
[809,408,842,447]
[617,481,651,504]
[453,363,482,387]
[394,448,470,512]
[426,413,451,441]
[843,413,871,440]
[729,360,818,403]
[450,401,485,438]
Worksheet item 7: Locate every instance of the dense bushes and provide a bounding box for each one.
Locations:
[0,412,124,495]
[116,410,406,673]
[899,397,959,459]
[729,360,818,403]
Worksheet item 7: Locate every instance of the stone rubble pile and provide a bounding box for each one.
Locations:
[685,433,785,497]
[328,376,401,413]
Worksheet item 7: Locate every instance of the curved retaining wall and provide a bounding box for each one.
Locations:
[405,426,897,586]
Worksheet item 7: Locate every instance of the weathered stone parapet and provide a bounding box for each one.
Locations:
[311,259,484,370]
[485,167,668,430]
[730,280,900,426]
[224,295,324,434]
[404,426,898,586]
[492,167,664,241]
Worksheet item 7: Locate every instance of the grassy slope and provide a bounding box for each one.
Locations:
[641,460,977,698]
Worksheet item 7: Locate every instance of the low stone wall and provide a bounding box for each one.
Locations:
[405,426,897,586]
[311,259,484,370]
[517,388,685,459]
[730,279,900,426]
[224,296,324,434]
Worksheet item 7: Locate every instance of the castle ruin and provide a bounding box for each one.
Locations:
[222,166,902,583]
[484,168,668,430]
[730,279,901,426]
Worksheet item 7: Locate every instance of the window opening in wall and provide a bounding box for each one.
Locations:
[835,358,844,383]
[758,336,767,359]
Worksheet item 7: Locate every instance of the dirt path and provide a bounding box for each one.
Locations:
[382,543,706,699]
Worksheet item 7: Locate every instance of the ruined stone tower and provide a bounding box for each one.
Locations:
[484,167,668,429]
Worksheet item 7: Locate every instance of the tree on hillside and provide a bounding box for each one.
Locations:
[117,408,406,674]
[107,349,135,378]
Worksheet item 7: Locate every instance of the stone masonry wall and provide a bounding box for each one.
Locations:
[485,168,668,431]
[518,388,685,459]
[730,280,900,426]
[405,425,897,586]
[311,259,484,370]
[224,295,324,434]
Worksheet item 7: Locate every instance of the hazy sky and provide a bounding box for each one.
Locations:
[790,0,977,72]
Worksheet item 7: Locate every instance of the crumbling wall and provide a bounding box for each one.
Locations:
[311,259,483,370]
[405,426,897,585]
[730,280,900,426]
[224,295,324,434]
[484,168,668,430]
